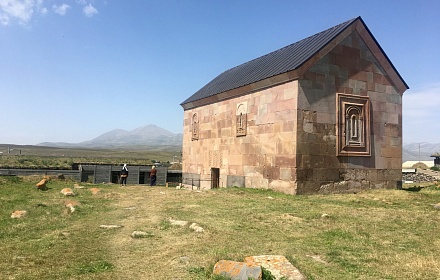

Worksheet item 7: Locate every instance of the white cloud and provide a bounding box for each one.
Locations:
[0,12,9,24]
[53,3,70,15]
[1,0,100,25]
[0,0,35,25]
[83,3,97,17]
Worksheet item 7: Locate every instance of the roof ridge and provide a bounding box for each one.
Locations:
[221,17,359,75]
[181,17,362,106]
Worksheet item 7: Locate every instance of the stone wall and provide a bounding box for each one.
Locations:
[295,30,402,194]
[182,30,403,195]
[182,80,299,193]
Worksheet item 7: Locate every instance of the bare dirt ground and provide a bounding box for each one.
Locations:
[100,185,212,279]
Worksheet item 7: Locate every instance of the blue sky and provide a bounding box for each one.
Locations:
[0,0,439,145]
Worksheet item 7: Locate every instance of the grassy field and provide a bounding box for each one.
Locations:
[1,175,440,279]
[0,144,181,169]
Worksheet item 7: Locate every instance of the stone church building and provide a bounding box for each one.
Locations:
[180,17,408,194]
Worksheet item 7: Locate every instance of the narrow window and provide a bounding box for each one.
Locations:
[191,113,199,140]
[236,103,247,137]
[346,106,363,146]
[351,115,357,138]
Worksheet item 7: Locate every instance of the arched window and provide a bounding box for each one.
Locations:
[346,106,363,146]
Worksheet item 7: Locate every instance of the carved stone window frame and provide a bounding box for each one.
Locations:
[191,113,199,141]
[336,93,371,156]
[236,102,247,137]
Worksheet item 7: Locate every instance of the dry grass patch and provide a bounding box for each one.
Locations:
[1,178,440,279]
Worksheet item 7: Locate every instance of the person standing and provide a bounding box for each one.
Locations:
[150,165,157,186]
[120,164,128,186]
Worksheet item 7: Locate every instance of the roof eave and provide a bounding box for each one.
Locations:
[181,70,300,110]
[354,17,409,94]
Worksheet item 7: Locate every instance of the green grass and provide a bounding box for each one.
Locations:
[0,175,116,279]
[0,144,181,169]
[1,176,440,279]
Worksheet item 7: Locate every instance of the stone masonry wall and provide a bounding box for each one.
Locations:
[295,30,402,194]
[182,80,299,194]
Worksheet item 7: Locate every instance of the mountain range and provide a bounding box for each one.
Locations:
[37,125,440,162]
[37,124,182,149]
[402,142,440,162]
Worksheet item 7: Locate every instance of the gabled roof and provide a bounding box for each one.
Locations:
[181,16,408,109]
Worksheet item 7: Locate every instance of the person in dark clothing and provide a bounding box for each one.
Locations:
[150,165,157,186]
[120,164,128,186]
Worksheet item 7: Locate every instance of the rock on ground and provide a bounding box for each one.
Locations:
[64,200,80,213]
[245,255,305,280]
[36,179,48,190]
[189,223,204,233]
[131,231,153,238]
[169,219,189,227]
[90,188,101,195]
[61,188,75,196]
[11,210,27,219]
[100,225,123,229]
[213,260,262,280]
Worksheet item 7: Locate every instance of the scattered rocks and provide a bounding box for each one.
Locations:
[403,172,438,183]
[11,210,27,219]
[213,260,262,280]
[99,225,123,229]
[167,218,204,232]
[189,223,204,233]
[131,231,154,238]
[245,255,306,280]
[61,188,75,196]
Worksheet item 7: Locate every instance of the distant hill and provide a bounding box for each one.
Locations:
[36,131,440,162]
[37,124,182,149]
[403,142,440,162]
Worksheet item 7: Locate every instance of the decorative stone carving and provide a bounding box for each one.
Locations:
[236,102,247,137]
[191,113,199,140]
[337,93,371,156]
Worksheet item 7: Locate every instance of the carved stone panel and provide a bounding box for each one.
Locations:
[236,102,247,137]
[336,93,371,156]
[191,113,199,141]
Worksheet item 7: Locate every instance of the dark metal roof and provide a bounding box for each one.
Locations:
[181,17,358,106]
